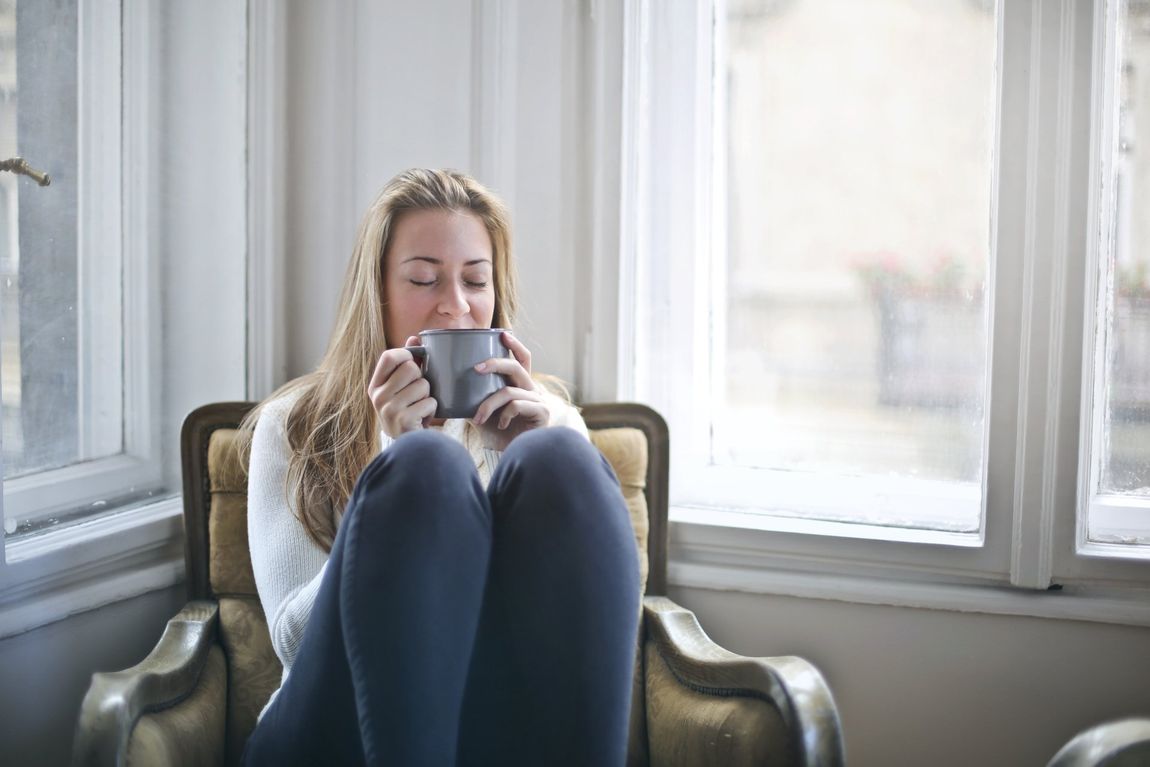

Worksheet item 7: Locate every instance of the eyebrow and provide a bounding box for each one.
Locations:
[401,256,492,266]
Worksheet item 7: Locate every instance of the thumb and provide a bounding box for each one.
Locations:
[405,335,420,347]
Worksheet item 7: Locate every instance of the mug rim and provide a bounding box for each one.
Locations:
[418,327,508,336]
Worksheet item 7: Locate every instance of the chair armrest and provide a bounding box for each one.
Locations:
[1048,718,1150,767]
[72,601,220,767]
[643,596,845,767]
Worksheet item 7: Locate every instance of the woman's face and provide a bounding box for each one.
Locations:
[383,208,496,348]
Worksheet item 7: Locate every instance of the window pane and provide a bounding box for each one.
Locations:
[1,0,121,482]
[1101,0,1150,501]
[719,0,995,526]
[0,0,17,472]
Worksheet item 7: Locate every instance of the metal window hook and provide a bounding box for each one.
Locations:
[0,157,51,187]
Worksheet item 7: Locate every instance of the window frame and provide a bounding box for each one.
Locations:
[1076,0,1150,562]
[0,0,263,640]
[604,0,1150,616]
[2,0,166,531]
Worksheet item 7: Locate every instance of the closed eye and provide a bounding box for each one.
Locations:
[410,279,436,287]
[466,281,489,289]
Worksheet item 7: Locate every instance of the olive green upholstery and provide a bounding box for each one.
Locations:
[74,402,844,766]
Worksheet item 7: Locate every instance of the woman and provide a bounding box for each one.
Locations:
[239,168,640,766]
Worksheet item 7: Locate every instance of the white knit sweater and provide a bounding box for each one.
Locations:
[247,390,588,718]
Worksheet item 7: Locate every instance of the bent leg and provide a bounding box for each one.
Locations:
[244,430,491,767]
[459,427,641,767]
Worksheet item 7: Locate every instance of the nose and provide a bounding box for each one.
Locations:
[437,281,469,319]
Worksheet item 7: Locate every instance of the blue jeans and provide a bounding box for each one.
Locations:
[242,427,641,766]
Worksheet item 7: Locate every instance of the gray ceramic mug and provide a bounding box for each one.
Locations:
[408,328,512,418]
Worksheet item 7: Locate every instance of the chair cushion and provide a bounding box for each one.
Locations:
[209,426,249,494]
[589,427,651,595]
[627,638,650,767]
[209,430,258,597]
[217,597,283,766]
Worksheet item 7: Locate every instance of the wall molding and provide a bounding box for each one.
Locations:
[1010,0,1096,589]
[247,0,286,399]
[471,0,519,212]
[579,0,627,402]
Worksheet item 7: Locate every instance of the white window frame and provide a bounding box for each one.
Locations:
[595,0,1150,623]
[0,0,265,640]
[1076,0,1150,562]
[3,0,164,530]
[0,0,174,637]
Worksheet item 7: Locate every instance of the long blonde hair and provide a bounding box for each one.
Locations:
[237,169,518,552]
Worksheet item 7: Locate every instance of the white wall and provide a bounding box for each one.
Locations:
[283,0,581,386]
[0,587,183,767]
[673,585,1150,766]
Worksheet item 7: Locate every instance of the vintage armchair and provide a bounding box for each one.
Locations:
[73,401,845,766]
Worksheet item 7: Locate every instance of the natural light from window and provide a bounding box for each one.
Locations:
[1,0,174,539]
[1089,0,1150,545]
[714,0,996,532]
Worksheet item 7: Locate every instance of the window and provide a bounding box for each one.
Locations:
[0,0,250,638]
[0,0,151,536]
[621,0,1150,592]
[1083,0,1150,551]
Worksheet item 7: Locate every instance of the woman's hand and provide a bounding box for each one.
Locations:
[472,332,550,451]
[368,336,436,439]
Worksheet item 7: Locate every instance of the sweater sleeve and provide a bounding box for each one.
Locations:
[247,395,330,671]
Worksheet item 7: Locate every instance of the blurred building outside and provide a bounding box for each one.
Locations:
[719,0,1150,497]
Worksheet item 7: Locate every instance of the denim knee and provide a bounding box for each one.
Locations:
[506,427,610,473]
[494,427,619,504]
[358,429,473,485]
[342,432,487,533]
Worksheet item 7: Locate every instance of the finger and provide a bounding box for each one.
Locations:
[497,400,549,430]
[388,375,431,411]
[474,356,534,390]
[368,350,403,391]
[397,396,437,435]
[405,335,421,347]
[392,391,436,425]
[473,386,540,425]
[370,360,426,411]
[369,347,417,390]
[372,359,424,401]
[500,331,532,373]
[412,396,437,421]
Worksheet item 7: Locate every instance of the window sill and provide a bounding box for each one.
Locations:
[672,504,984,548]
[0,498,185,639]
[670,512,1150,628]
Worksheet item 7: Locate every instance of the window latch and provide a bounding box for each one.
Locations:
[0,157,51,187]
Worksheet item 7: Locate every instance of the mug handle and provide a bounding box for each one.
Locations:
[407,345,428,371]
